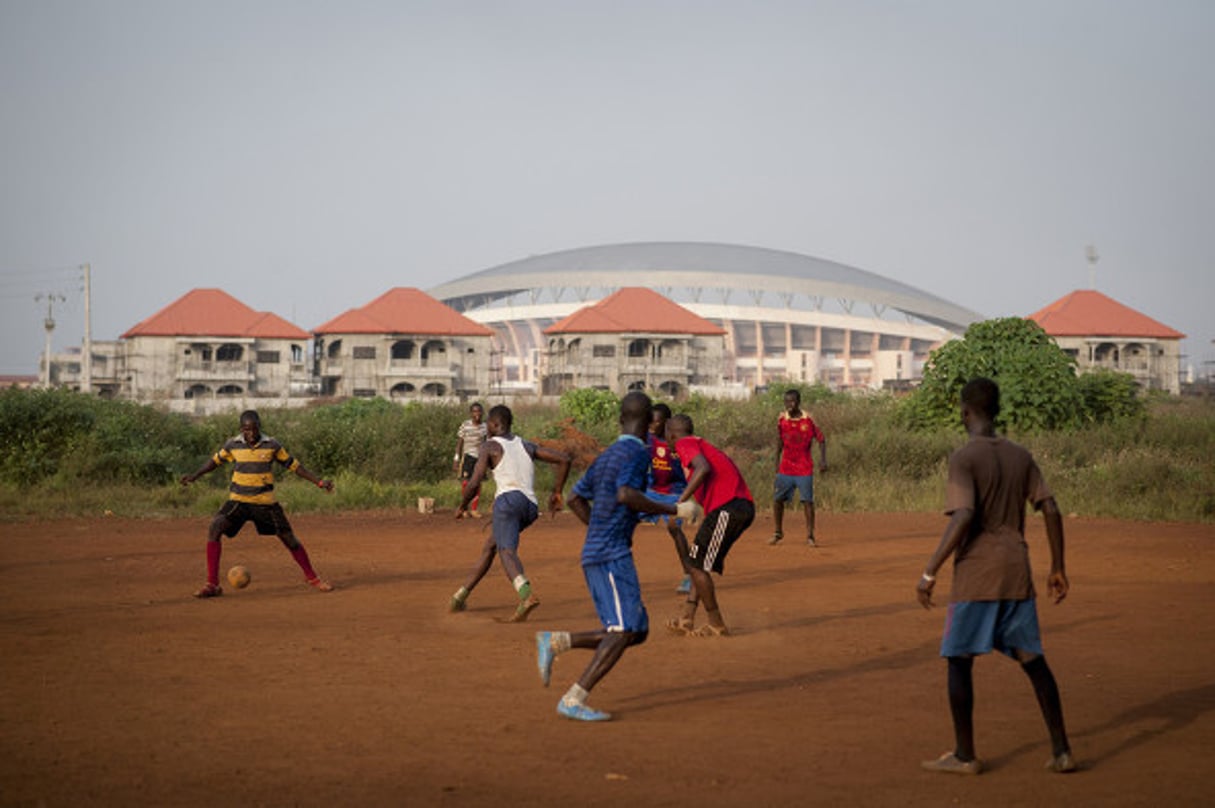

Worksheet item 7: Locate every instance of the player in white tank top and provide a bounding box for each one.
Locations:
[450,405,571,622]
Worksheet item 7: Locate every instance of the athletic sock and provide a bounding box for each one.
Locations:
[289,545,319,580]
[1022,655,1071,756]
[947,656,976,761]
[205,540,222,586]
[453,586,470,603]
[551,631,572,653]
[514,575,532,600]
[562,683,588,706]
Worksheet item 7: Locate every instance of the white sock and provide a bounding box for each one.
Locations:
[551,631,572,653]
[562,684,589,705]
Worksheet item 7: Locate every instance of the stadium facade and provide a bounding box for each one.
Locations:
[429,242,984,395]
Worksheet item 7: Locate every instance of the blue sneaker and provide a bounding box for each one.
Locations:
[557,699,611,722]
[536,632,555,687]
[675,576,692,595]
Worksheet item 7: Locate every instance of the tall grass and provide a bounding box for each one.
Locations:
[1,388,1211,522]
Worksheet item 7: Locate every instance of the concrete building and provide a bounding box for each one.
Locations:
[1029,289,1186,394]
[542,287,726,397]
[50,288,313,410]
[313,287,493,400]
[429,242,983,393]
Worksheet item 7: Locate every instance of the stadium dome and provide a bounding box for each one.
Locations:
[428,242,984,394]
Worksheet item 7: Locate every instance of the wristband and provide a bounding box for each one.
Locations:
[453,454,460,462]
[921,571,935,583]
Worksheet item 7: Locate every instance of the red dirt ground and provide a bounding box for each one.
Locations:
[1,510,1212,807]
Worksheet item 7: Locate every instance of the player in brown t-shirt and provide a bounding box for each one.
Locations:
[915,378,1075,776]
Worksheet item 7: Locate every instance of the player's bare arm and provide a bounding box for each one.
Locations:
[532,444,572,515]
[1039,497,1069,604]
[917,507,974,609]
[294,464,334,492]
[453,435,464,473]
[679,454,712,503]
[567,492,591,525]
[819,438,828,473]
[180,458,218,486]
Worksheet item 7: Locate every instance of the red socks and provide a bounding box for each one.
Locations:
[206,540,222,586]
[290,545,318,580]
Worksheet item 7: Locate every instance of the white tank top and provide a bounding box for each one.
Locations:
[491,435,537,505]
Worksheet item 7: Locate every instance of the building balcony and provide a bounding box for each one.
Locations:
[177,362,255,382]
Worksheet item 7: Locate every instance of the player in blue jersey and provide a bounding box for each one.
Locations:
[534,391,702,722]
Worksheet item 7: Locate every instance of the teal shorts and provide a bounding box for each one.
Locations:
[940,599,1043,659]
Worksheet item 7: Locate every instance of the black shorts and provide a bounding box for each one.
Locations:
[460,454,479,481]
[215,500,294,539]
[688,498,755,575]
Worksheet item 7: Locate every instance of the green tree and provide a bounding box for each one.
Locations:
[901,317,1083,432]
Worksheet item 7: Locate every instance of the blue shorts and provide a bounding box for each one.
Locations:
[940,599,1043,659]
[774,474,814,504]
[639,491,682,525]
[491,490,539,552]
[583,556,648,634]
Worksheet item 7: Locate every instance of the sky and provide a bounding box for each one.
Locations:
[2,0,1212,379]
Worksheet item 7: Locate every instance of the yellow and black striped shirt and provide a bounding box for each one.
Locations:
[213,434,300,505]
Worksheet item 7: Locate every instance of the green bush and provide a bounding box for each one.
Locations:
[1,387,1212,523]
[901,317,1083,432]
[1076,368,1145,423]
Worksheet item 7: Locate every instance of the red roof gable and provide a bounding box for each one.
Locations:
[313,288,492,336]
[545,288,726,336]
[1029,290,1184,339]
[121,289,310,339]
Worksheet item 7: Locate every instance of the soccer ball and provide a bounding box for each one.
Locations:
[227,565,252,589]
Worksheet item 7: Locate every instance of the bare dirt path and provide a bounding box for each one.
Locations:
[1,510,1212,807]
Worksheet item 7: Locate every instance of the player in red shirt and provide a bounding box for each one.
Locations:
[666,414,754,637]
[771,389,826,546]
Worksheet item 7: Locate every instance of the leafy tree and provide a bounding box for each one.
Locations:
[558,388,619,428]
[1076,368,1145,424]
[901,317,1083,432]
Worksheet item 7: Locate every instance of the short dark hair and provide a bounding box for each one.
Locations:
[620,391,652,423]
[669,413,694,435]
[469,401,483,412]
[240,410,260,425]
[652,402,672,420]
[784,388,801,402]
[961,377,1000,419]
[487,404,512,430]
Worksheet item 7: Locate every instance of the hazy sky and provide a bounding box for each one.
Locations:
[2,0,1212,377]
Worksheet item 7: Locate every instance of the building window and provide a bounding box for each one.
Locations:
[593,345,616,358]
[353,346,376,360]
[391,340,415,360]
[627,339,650,359]
[353,388,376,398]
[327,339,343,359]
[216,344,243,362]
[291,344,304,364]
[256,351,280,364]
[217,384,243,396]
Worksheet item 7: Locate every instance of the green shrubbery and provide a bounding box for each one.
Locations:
[1,385,1211,522]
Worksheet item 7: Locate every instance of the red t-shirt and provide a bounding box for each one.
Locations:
[778,412,824,476]
[675,435,753,514]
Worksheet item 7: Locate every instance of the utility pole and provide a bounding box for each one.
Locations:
[35,292,66,388]
[81,262,92,394]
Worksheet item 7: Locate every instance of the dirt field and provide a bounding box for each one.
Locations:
[1,509,1212,807]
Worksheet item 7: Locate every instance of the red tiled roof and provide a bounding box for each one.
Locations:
[1028,290,1184,339]
[121,289,310,339]
[545,287,726,335]
[313,288,493,336]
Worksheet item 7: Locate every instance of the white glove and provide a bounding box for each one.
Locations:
[675,499,703,525]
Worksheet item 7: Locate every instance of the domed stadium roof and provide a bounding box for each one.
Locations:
[430,242,983,332]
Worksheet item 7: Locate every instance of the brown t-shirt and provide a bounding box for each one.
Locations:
[945,436,1053,602]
